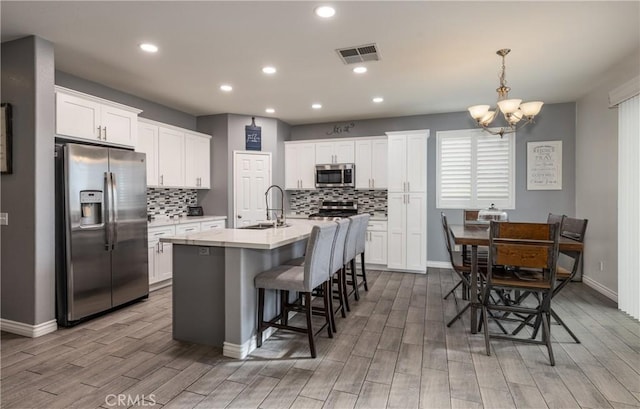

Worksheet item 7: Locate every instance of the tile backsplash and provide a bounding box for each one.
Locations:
[288,188,387,216]
[147,188,198,218]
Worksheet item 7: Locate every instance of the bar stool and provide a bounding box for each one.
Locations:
[344,214,369,304]
[283,220,351,333]
[254,223,337,358]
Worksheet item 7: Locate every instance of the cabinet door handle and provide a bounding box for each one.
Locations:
[407,194,411,204]
[160,175,164,185]
[97,126,102,140]
[407,181,410,192]
[372,179,375,189]
[103,126,107,140]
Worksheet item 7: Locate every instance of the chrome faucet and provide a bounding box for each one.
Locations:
[265,184,286,227]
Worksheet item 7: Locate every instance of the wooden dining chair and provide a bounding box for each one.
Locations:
[533,216,588,343]
[441,212,489,327]
[481,221,560,365]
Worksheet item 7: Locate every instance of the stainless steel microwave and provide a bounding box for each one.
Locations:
[315,163,355,188]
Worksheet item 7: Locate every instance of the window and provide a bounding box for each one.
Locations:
[436,129,515,209]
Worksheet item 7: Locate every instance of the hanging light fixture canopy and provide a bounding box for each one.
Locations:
[468,49,543,137]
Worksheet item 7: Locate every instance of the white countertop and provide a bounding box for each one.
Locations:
[286,213,387,221]
[160,219,333,250]
[148,215,227,228]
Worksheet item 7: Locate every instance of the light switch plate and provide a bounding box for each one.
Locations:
[0,213,8,225]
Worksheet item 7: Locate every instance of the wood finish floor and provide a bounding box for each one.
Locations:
[2,269,639,409]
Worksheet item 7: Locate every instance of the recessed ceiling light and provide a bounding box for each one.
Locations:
[265,108,275,114]
[220,84,233,92]
[312,103,322,109]
[353,66,367,74]
[314,6,335,18]
[262,66,277,74]
[139,43,158,53]
[372,97,384,103]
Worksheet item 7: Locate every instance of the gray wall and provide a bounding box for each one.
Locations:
[56,71,196,130]
[197,114,287,224]
[576,48,640,297]
[290,103,576,263]
[1,36,56,325]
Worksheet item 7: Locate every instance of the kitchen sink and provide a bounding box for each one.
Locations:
[240,223,290,230]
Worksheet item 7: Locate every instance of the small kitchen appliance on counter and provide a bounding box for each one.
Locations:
[308,201,359,220]
[187,206,204,216]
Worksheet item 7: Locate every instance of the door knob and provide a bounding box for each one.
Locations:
[237,215,242,218]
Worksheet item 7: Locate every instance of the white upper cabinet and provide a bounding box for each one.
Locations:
[387,131,429,193]
[184,132,211,189]
[136,122,159,186]
[315,140,355,164]
[137,119,211,189]
[55,86,140,147]
[355,137,387,189]
[158,127,185,188]
[285,142,316,190]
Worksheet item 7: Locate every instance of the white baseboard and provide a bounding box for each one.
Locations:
[223,326,278,359]
[150,279,172,292]
[1,318,58,338]
[427,260,453,269]
[582,276,618,303]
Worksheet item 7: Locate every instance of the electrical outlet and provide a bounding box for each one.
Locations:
[599,261,604,272]
[453,244,461,252]
[198,247,210,256]
[0,213,8,225]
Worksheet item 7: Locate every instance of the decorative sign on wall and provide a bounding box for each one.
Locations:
[245,117,261,151]
[527,140,562,190]
[326,122,355,136]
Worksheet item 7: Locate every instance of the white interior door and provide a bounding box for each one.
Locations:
[234,151,272,227]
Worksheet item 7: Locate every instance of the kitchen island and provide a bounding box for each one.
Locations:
[160,219,331,359]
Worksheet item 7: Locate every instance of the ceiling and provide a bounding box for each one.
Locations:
[2,1,639,125]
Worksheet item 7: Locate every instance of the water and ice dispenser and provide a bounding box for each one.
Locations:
[80,190,103,226]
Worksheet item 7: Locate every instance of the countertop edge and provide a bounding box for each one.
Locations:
[148,215,227,228]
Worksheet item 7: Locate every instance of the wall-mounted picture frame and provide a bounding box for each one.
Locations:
[1,103,13,174]
[527,140,562,190]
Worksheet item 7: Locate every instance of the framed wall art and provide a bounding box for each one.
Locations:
[1,103,12,174]
[527,140,562,190]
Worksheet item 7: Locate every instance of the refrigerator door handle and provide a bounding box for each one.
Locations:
[104,172,112,250]
[110,172,119,249]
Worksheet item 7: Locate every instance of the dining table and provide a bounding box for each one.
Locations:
[449,224,584,334]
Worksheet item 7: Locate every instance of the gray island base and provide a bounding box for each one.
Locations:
[163,220,328,359]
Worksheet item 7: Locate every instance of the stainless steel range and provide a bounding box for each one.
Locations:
[308,200,358,220]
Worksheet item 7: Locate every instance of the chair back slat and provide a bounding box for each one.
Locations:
[304,223,338,291]
[464,209,480,224]
[496,222,554,240]
[547,213,565,227]
[440,212,455,262]
[561,217,588,242]
[330,219,351,274]
[494,242,554,269]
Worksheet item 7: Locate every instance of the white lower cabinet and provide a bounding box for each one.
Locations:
[387,193,426,271]
[364,220,387,265]
[175,222,201,235]
[148,226,175,287]
[201,220,226,230]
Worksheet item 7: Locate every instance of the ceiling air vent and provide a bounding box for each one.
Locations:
[336,43,380,64]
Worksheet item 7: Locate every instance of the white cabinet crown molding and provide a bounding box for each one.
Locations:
[385,129,431,138]
[138,117,211,139]
[55,86,142,114]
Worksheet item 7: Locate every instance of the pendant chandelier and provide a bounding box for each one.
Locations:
[468,49,543,137]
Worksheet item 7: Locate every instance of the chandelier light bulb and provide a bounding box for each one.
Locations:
[520,101,544,117]
[468,105,490,120]
[497,99,522,115]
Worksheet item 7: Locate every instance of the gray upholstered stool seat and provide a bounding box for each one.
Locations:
[254,265,306,292]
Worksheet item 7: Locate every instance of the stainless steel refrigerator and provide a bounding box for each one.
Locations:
[55,142,148,326]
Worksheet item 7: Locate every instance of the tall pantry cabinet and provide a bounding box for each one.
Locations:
[386,130,429,272]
